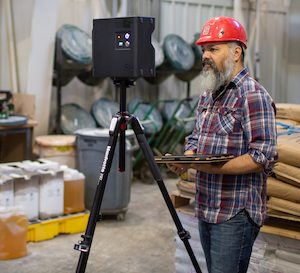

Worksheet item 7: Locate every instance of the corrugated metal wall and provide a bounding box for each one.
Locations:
[0,0,291,136]
[158,0,234,101]
[160,0,233,42]
[246,1,289,103]
[130,0,289,103]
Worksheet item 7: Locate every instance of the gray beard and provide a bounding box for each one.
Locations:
[199,58,235,95]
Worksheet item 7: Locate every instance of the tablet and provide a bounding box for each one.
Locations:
[154,154,234,164]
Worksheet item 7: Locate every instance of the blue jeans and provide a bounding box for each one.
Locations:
[198,209,260,273]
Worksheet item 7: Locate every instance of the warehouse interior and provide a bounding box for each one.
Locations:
[1,0,300,273]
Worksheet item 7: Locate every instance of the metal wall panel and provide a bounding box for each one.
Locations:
[248,7,289,102]
[127,0,289,103]
[159,0,234,100]
[158,0,289,102]
[160,0,232,42]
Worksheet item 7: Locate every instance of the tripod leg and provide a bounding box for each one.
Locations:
[130,116,202,273]
[74,116,122,273]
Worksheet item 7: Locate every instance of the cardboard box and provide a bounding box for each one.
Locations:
[12,93,36,120]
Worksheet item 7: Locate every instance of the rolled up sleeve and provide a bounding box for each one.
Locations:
[243,90,278,174]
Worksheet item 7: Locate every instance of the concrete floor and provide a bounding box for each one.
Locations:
[0,177,180,273]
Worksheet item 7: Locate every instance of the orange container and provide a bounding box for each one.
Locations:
[0,207,28,260]
[64,178,85,214]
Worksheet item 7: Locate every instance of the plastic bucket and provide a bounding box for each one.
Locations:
[75,128,135,214]
[35,135,76,168]
[0,207,28,260]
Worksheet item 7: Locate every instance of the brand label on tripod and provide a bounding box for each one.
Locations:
[99,146,111,181]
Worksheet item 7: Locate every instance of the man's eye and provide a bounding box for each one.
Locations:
[202,47,217,53]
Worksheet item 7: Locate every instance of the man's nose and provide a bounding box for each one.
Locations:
[202,50,211,59]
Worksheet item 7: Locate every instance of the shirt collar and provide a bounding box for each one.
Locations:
[209,67,249,101]
[230,67,249,88]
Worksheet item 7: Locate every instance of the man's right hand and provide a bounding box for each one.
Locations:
[165,150,195,176]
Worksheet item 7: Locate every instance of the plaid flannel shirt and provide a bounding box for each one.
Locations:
[185,68,277,226]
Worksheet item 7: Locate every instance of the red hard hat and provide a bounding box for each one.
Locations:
[196,16,247,48]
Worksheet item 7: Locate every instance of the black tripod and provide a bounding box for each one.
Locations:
[74,79,202,273]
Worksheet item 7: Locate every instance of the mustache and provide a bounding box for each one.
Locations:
[202,59,215,68]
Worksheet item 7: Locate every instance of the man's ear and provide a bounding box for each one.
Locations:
[234,46,243,62]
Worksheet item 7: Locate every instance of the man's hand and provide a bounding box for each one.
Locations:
[165,150,194,176]
[166,161,189,176]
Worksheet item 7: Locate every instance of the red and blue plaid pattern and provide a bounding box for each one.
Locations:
[185,68,277,226]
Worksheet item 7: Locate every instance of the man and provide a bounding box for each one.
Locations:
[168,16,277,273]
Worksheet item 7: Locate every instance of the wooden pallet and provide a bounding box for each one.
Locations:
[262,217,300,240]
[170,179,196,211]
[262,209,300,240]
[171,190,194,208]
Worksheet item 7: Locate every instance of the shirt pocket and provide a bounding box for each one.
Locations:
[198,106,209,134]
[212,107,243,135]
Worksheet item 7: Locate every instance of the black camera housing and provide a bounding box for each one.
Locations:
[92,16,155,78]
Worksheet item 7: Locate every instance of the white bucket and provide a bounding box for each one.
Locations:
[0,175,14,207]
[39,170,64,219]
[35,135,76,168]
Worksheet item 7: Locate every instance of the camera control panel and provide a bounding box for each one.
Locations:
[115,32,131,49]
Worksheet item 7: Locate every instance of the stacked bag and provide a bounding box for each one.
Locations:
[176,168,197,199]
[268,103,300,218]
[268,133,300,217]
[276,103,300,135]
[254,103,300,272]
